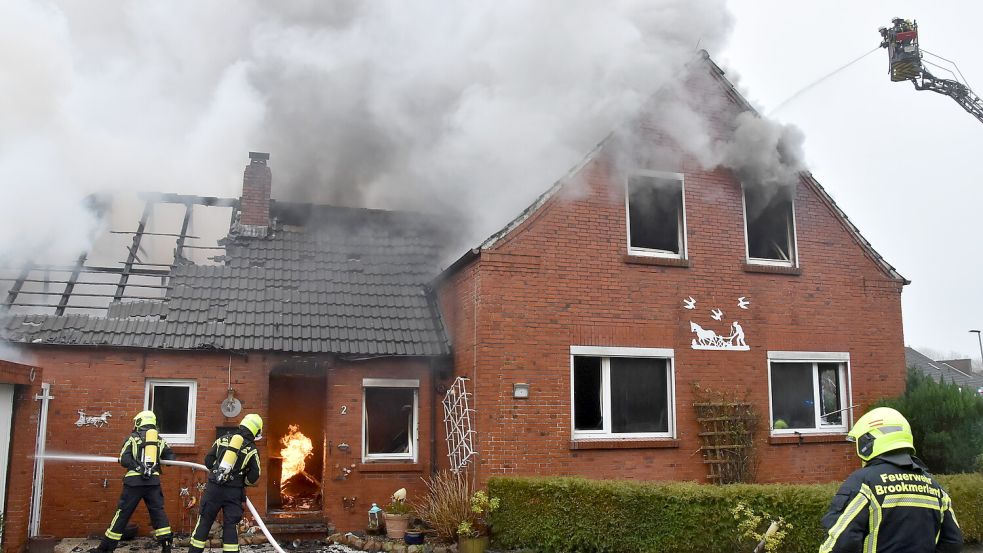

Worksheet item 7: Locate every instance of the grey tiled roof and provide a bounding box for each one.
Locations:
[1,203,451,356]
[906,347,983,390]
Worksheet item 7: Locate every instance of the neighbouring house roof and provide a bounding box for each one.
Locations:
[440,51,908,285]
[1,202,451,356]
[905,346,983,390]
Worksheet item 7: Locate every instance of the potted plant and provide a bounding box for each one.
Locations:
[384,488,412,539]
[456,490,500,553]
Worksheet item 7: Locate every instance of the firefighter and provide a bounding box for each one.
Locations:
[188,413,263,553]
[94,410,175,553]
[819,407,962,553]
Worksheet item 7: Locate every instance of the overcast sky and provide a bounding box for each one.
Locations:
[1,1,980,366]
[722,1,983,365]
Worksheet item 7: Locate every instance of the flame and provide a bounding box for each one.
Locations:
[279,424,313,485]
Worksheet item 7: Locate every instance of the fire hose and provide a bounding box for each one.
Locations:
[40,454,286,553]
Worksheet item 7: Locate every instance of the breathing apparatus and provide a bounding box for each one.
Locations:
[213,413,263,483]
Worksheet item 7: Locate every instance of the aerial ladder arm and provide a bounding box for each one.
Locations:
[912,69,983,124]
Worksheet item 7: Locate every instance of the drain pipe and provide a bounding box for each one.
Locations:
[39,454,285,553]
[29,383,53,537]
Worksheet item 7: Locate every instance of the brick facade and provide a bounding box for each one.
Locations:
[0,360,42,553]
[6,348,436,548]
[435,139,905,487]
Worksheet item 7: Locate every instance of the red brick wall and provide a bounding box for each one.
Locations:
[10,348,435,543]
[435,138,905,488]
[1,361,42,553]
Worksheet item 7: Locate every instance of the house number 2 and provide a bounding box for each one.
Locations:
[340,406,347,415]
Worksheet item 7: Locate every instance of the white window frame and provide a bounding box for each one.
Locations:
[741,184,799,268]
[143,379,197,445]
[766,351,852,436]
[361,378,419,462]
[625,170,688,259]
[569,346,676,440]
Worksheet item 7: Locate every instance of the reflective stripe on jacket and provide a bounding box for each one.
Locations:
[820,453,962,553]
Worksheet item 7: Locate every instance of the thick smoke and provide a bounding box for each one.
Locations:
[0,0,737,267]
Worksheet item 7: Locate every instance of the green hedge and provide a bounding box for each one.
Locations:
[488,475,982,553]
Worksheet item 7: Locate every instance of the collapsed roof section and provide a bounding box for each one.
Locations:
[0,157,452,357]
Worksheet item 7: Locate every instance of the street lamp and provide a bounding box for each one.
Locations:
[971,330,983,371]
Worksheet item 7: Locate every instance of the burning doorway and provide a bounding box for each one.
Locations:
[268,366,325,513]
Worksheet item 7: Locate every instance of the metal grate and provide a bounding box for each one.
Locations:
[442,377,476,474]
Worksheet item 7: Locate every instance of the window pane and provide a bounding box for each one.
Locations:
[610,357,669,433]
[628,175,682,253]
[818,363,843,426]
[573,356,602,431]
[770,362,815,429]
[745,187,793,261]
[365,387,414,455]
[151,385,190,435]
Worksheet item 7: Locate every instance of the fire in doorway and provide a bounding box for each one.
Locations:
[278,425,322,510]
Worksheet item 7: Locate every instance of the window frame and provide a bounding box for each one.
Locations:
[741,184,799,268]
[143,379,197,445]
[625,170,688,260]
[361,378,419,463]
[766,351,853,436]
[569,346,676,440]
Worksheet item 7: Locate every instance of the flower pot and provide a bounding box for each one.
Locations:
[458,535,489,553]
[384,513,410,539]
[404,530,425,545]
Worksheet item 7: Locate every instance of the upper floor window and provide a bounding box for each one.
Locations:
[743,186,796,266]
[144,379,197,445]
[362,378,418,462]
[626,171,686,258]
[571,346,675,440]
[768,352,850,434]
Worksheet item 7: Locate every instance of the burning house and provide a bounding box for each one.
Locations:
[0,54,907,550]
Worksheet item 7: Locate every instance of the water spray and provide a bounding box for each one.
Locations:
[39,453,286,553]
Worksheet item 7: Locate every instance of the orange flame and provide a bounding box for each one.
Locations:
[279,424,313,485]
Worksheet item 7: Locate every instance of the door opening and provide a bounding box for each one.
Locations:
[268,368,325,513]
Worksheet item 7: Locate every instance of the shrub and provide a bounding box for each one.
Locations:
[875,368,983,473]
[457,490,501,538]
[489,475,983,553]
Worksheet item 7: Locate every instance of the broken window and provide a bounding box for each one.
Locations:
[769,359,847,432]
[362,379,418,461]
[572,348,674,439]
[626,172,686,257]
[743,186,796,265]
[145,379,197,444]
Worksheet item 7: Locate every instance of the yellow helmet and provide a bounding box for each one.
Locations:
[240,413,263,439]
[133,410,157,428]
[847,407,915,464]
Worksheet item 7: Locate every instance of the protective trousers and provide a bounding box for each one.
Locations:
[188,484,243,553]
[99,484,172,551]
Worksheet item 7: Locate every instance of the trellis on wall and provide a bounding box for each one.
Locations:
[694,400,759,484]
[442,377,476,474]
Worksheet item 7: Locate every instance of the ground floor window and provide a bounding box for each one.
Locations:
[570,346,675,439]
[768,352,850,434]
[144,379,197,444]
[362,378,418,461]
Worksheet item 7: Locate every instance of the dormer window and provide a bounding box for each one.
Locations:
[626,171,686,258]
[743,186,797,266]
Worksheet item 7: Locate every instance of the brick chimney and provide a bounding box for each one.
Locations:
[239,151,271,238]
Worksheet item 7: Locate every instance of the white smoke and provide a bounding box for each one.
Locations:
[0,0,738,267]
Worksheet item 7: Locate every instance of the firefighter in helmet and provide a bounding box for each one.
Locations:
[188,413,263,553]
[820,407,962,553]
[94,410,175,553]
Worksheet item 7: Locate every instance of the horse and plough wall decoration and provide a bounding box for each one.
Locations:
[684,296,751,351]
